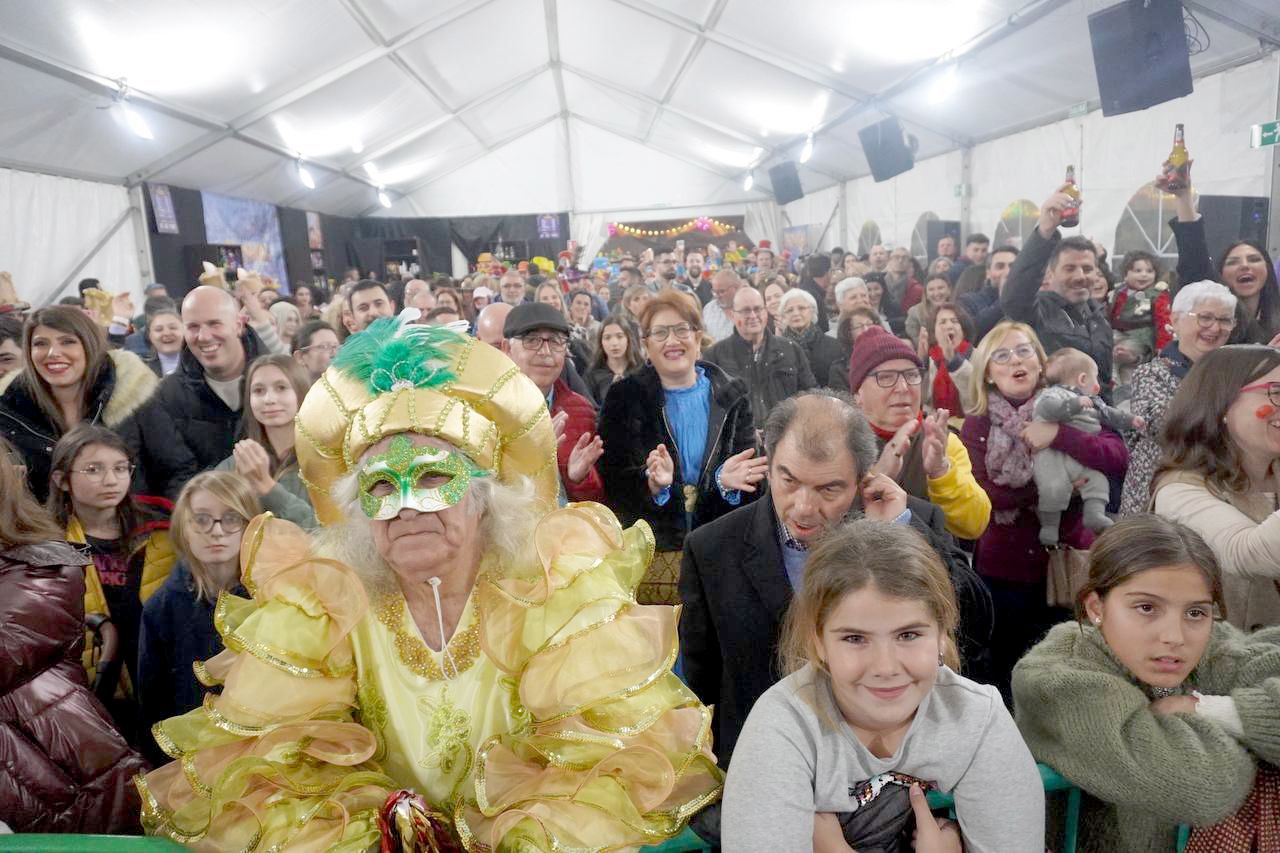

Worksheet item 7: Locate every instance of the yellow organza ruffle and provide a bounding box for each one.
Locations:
[136,515,394,852]
[465,503,724,851]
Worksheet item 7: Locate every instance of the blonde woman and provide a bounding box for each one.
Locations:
[137,471,260,735]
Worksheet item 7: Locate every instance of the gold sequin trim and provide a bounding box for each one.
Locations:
[374,593,482,681]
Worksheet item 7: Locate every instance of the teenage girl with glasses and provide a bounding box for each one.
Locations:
[137,470,260,757]
[46,423,176,745]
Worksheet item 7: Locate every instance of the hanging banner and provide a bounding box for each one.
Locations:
[537,214,561,239]
[201,192,288,286]
[148,183,180,235]
[306,211,324,249]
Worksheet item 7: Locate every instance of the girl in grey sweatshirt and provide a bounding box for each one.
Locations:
[723,519,1044,853]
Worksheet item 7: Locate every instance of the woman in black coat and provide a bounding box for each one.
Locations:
[598,291,760,606]
[777,287,846,389]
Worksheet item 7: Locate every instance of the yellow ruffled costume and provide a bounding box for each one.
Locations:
[139,506,720,851]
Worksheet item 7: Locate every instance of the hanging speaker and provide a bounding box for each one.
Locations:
[858,117,915,182]
[1088,0,1193,116]
[768,160,805,205]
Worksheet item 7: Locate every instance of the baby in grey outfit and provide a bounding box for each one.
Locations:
[1033,348,1145,546]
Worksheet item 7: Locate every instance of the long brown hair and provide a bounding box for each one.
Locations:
[1078,515,1226,622]
[779,519,961,677]
[0,436,63,546]
[47,424,139,541]
[242,354,310,479]
[170,471,261,600]
[20,306,110,431]
[1156,344,1280,496]
[588,315,642,373]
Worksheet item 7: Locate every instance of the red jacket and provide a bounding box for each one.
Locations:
[0,541,148,833]
[1110,287,1173,351]
[552,379,605,503]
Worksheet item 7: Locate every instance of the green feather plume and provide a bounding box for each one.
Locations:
[332,316,462,395]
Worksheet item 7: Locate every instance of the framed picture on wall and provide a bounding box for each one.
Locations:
[149,184,180,235]
[306,211,324,249]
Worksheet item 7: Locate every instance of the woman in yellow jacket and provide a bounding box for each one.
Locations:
[47,423,175,745]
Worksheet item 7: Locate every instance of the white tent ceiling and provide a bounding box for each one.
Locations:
[0,0,1276,219]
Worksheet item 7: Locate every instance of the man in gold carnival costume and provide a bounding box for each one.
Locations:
[136,314,722,851]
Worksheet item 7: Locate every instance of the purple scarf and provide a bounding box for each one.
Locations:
[986,393,1038,490]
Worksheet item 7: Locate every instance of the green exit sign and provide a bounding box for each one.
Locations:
[1252,121,1280,148]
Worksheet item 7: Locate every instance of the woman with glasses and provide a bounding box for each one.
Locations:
[846,326,991,542]
[138,470,258,749]
[291,319,340,383]
[1152,344,1280,632]
[778,288,844,390]
[46,424,176,745]
[599,290,760,605]
[1120,281,1238,516]
[960,320,1129,697]
[0,305,158,503]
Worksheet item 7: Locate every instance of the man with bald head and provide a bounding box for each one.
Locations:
[475,302,513,349]
[126,284,273,498]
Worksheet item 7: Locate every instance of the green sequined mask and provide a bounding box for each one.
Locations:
[358,435,488,520]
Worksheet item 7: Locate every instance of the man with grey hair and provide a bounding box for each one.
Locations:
[677,389,990,844]
[701,269,739,343]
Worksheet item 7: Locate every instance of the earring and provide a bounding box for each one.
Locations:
[1093,617,1102,626]
[938,652,945,666]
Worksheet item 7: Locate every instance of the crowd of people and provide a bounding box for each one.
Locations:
[0,157,1279,852]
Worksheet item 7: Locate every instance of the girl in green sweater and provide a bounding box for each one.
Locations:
[1013,515,1280,852]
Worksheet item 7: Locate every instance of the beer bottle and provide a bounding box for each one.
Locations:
[1156,123,1191,192]
[1060,165,1081,229]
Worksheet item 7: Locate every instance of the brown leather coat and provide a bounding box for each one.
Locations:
[0,540,147,833]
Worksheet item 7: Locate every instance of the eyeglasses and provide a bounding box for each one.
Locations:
[72,463,135,482]
[1240,381,1280,408]
[517,333,568,353]
[645,324,695,342]
[869,368,923,388]
[190,512,247,535]
[1187,311,1236,330]
[301,342,339,355]
[990,343,1038,365]
[734,306,767,316]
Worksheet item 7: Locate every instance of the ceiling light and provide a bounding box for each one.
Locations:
[743,172,754,192]
[121,103,153,140]
[928,65,959,105]
[363,162,380,180]
[378,190,391,209]
[800,134,814,164]
[351,139,364,154]
[296,160,315,189]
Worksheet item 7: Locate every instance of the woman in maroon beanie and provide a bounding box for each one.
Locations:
[959,320,1128,700]
[846,326,991,542]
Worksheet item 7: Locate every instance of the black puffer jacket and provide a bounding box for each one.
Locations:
[0,540,148,833]
[127,327,267,499]
[598,361,757,552]
[0,350,158,503]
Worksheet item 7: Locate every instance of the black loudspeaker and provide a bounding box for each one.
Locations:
[768,160,804,205]
[1088,0,1193,116]
[858,117,915,182]
[1197,195,1270,260]
[925,220,962,262]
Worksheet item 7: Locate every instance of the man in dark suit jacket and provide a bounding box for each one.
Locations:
[679,390,992,843]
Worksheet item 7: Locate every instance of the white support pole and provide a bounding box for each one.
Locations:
[129,185,155,289]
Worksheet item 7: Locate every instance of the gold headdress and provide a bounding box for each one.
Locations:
[295,316,559,524]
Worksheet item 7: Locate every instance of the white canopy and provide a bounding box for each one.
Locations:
[0,0,1278,302]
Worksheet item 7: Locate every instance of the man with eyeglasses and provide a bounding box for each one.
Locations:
[705,286,816,427]
[1002,183,1115,391]
[504,303,604,502]
[702,270,739,343]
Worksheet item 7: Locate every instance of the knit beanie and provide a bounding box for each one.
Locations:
[847,327,922,392]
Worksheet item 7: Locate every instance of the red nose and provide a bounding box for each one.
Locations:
[1257,404,1276,420]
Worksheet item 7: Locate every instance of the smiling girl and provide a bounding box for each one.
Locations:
[215,354,315,529]
[143,307,184,376]
[0,306,157,502]
[724,519,1043,853]
[584,315,642,406]
[1014,515,1280,852]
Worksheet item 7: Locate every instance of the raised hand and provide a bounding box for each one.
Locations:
[645,444,674,495]
[1038,188,1075,238]
[719,447,769,493]
[232,439,275,495]
[111,292,135,320]
[921,409,950,479]
[566,431,604,484]
[861,472,908,522]
[871,418,920,480]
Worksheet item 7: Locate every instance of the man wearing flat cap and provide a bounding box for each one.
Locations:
[504,302,605,502]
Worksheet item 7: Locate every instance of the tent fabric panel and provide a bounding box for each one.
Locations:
[148,138,285,201]
[557,0,697,100]
[240,57,448,167]
[561,70,658,139]
[463,71,561,143]
[367,119,486,189]
[395,0,550,108]
[0,167,143,306]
